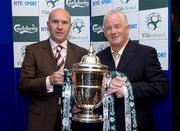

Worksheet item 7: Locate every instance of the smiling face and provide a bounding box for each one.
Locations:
[103,12,129,49]
[47,8,71,44]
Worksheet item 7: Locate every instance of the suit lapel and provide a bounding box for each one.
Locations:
[117,40,136,70]
[41,40,80,70]
[104,47,116,70]
[65,41,74,69]
[41,39,57,71]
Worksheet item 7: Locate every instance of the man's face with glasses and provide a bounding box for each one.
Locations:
[47,9,71,44]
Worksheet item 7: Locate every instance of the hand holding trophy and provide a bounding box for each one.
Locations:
[62,43,137,131]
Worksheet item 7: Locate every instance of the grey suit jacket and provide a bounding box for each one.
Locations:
[19,39,87,131]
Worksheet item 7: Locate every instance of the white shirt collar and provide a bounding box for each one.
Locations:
[49,38,67,50]
[110,39,129,55]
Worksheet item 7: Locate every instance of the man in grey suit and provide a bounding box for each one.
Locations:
[97,10,168,131]
[19,8,87,131]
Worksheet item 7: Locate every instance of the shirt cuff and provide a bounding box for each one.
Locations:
[46,76,54,93]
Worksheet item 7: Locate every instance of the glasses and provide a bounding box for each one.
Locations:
[49,19,70,25]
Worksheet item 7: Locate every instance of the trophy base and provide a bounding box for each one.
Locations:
[73,113,103,123]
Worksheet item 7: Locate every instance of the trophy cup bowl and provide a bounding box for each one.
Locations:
[71,43,108,123]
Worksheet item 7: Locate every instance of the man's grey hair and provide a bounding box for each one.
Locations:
[103,10,128,28]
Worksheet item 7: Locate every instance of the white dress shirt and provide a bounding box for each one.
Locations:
[46,38,67,93]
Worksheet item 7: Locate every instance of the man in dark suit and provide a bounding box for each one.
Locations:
[19,8,87,131]
[97,10,168,131]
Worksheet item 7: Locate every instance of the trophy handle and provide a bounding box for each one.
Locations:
[104,72,112,89]
[94,100,102,108]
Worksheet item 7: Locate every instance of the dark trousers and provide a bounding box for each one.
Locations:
[72,121,103,131]
[54,111,62,131]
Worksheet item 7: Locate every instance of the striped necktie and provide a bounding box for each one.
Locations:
[55,45,64,70]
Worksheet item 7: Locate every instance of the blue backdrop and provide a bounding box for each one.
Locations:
[0,0,172,131]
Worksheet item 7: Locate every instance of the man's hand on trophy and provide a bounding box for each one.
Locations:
[49,70,64,86]
[107,76,126,98]
[73,104,81,114]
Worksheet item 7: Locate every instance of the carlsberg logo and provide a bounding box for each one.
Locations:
[14,24,38,34]
[66,0,89,8]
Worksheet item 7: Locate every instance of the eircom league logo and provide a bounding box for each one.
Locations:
[146,12,161,30]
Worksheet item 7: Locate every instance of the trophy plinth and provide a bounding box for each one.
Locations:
[71,43,108,123]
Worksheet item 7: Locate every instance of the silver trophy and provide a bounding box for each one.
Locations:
[71,43,109,123]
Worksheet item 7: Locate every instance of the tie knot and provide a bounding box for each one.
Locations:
[57,45,63,52]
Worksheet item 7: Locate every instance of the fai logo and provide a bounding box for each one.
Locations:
[14,24,38,34]
[45,0,59,8]
[66,0,89,8]
[146,12,161,30]
[72,19,85,33]
[93,24,103,34]
[120,0,130,4]
[20,45,26,58]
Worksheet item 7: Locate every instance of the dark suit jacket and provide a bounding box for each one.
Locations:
[19,39,87,131]
[97,40,168,131]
